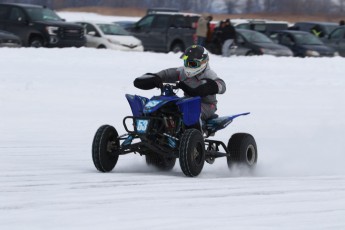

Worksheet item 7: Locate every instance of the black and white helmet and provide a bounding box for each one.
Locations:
[181,45,209,78]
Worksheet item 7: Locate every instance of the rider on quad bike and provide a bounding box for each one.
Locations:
[134,45,226,122]
[91,45,257,177]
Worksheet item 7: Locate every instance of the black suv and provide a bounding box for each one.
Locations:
[292,21,338,38]
[127,11,200,53]
[0,3,85,47]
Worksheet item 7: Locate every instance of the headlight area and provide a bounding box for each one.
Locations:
[107,39,121,45]
[46,26,59,44]
[305,50,320,57]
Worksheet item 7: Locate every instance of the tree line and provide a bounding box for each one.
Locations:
[1,0,344,16]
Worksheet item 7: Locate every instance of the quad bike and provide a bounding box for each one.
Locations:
[92,84,257,177]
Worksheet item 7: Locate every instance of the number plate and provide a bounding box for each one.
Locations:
[136,119,149,133]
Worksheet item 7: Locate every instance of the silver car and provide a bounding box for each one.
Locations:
[76,21,143,51]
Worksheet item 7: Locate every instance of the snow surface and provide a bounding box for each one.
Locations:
[1,12,345,230]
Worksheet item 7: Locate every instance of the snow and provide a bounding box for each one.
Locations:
[1,12,345,230]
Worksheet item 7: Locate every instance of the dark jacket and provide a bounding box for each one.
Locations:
[156,65,226,106]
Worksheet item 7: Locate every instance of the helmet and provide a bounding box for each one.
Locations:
[181,45,209,78]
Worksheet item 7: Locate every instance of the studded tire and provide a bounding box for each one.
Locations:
[92,125,119,172]
[227,133,257,169]
[179,129,205,177]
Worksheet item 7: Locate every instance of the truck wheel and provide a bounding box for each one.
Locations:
[92,125,119,172]
[146,154,176,171]
[179,129,205,177]
[227,133,257,169]
[170,42,184,53]
[246,51,255,56]
[29,37,44,48]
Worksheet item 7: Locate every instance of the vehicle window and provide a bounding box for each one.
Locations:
[9,7,26,22]
[236,23,250,30]
[281,34,294,46]
[241,30,272,43]
[269,33,279,43]
[294,33,323,45]
[329,28,344,39]
[0,6,9,20]
[172,16,184,28]
[25,7,62,21]
[324,25,338,34]
[137,15,154,29]
[252,24,266,33]
[83,23,98,35]
[183,16,198,28]
[97,23,129,35]
[151,15,170,28]
[294,23,311,31]
[237,34,245,43]
[269,24,288,31]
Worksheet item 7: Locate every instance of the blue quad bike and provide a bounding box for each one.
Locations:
[92,84,257,177]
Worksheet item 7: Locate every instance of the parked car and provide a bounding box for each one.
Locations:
[75,21,143,51]
[233,19,289,36]
[0,3,85,47]
[269,30,338,57]
[0,29,21,47]
[292,21,338,38]
[322,25,345,57]
[222,29,293,57]
[113,20,136,30]
[127,11,200,53]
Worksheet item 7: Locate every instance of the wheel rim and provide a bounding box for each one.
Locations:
[192,143,203,166]
[246,144,256,165]
[106,138,119,158]
[31,40,42,48]
[172,45,183,53]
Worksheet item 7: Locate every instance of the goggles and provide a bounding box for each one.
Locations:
[184,59,204,68]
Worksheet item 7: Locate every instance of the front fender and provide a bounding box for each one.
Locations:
[176,97,201,126]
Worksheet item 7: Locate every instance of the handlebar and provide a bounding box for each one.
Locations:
[160,83,179,96]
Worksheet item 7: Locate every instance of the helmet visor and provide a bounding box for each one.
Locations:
[184,60,202,68]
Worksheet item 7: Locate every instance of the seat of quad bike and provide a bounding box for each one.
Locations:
[207,114,219,120]
[204,112,250,134]
[204,116,232,134]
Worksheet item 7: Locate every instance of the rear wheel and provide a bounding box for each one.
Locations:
[227,133,257,169]
[92,125,119,172]
[170,42,184,53]
[179,129,205,177]
[145,154,176,171]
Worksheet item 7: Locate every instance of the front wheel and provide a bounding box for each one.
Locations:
[227,133,257,169]
[92,125,119,172]
[179,129,205,177]
[29,37,44,48]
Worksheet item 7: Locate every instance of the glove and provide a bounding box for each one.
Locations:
[133,73,163,90]
[178,79,218,97]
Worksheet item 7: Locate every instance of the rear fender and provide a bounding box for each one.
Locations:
[205,112,250,133]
